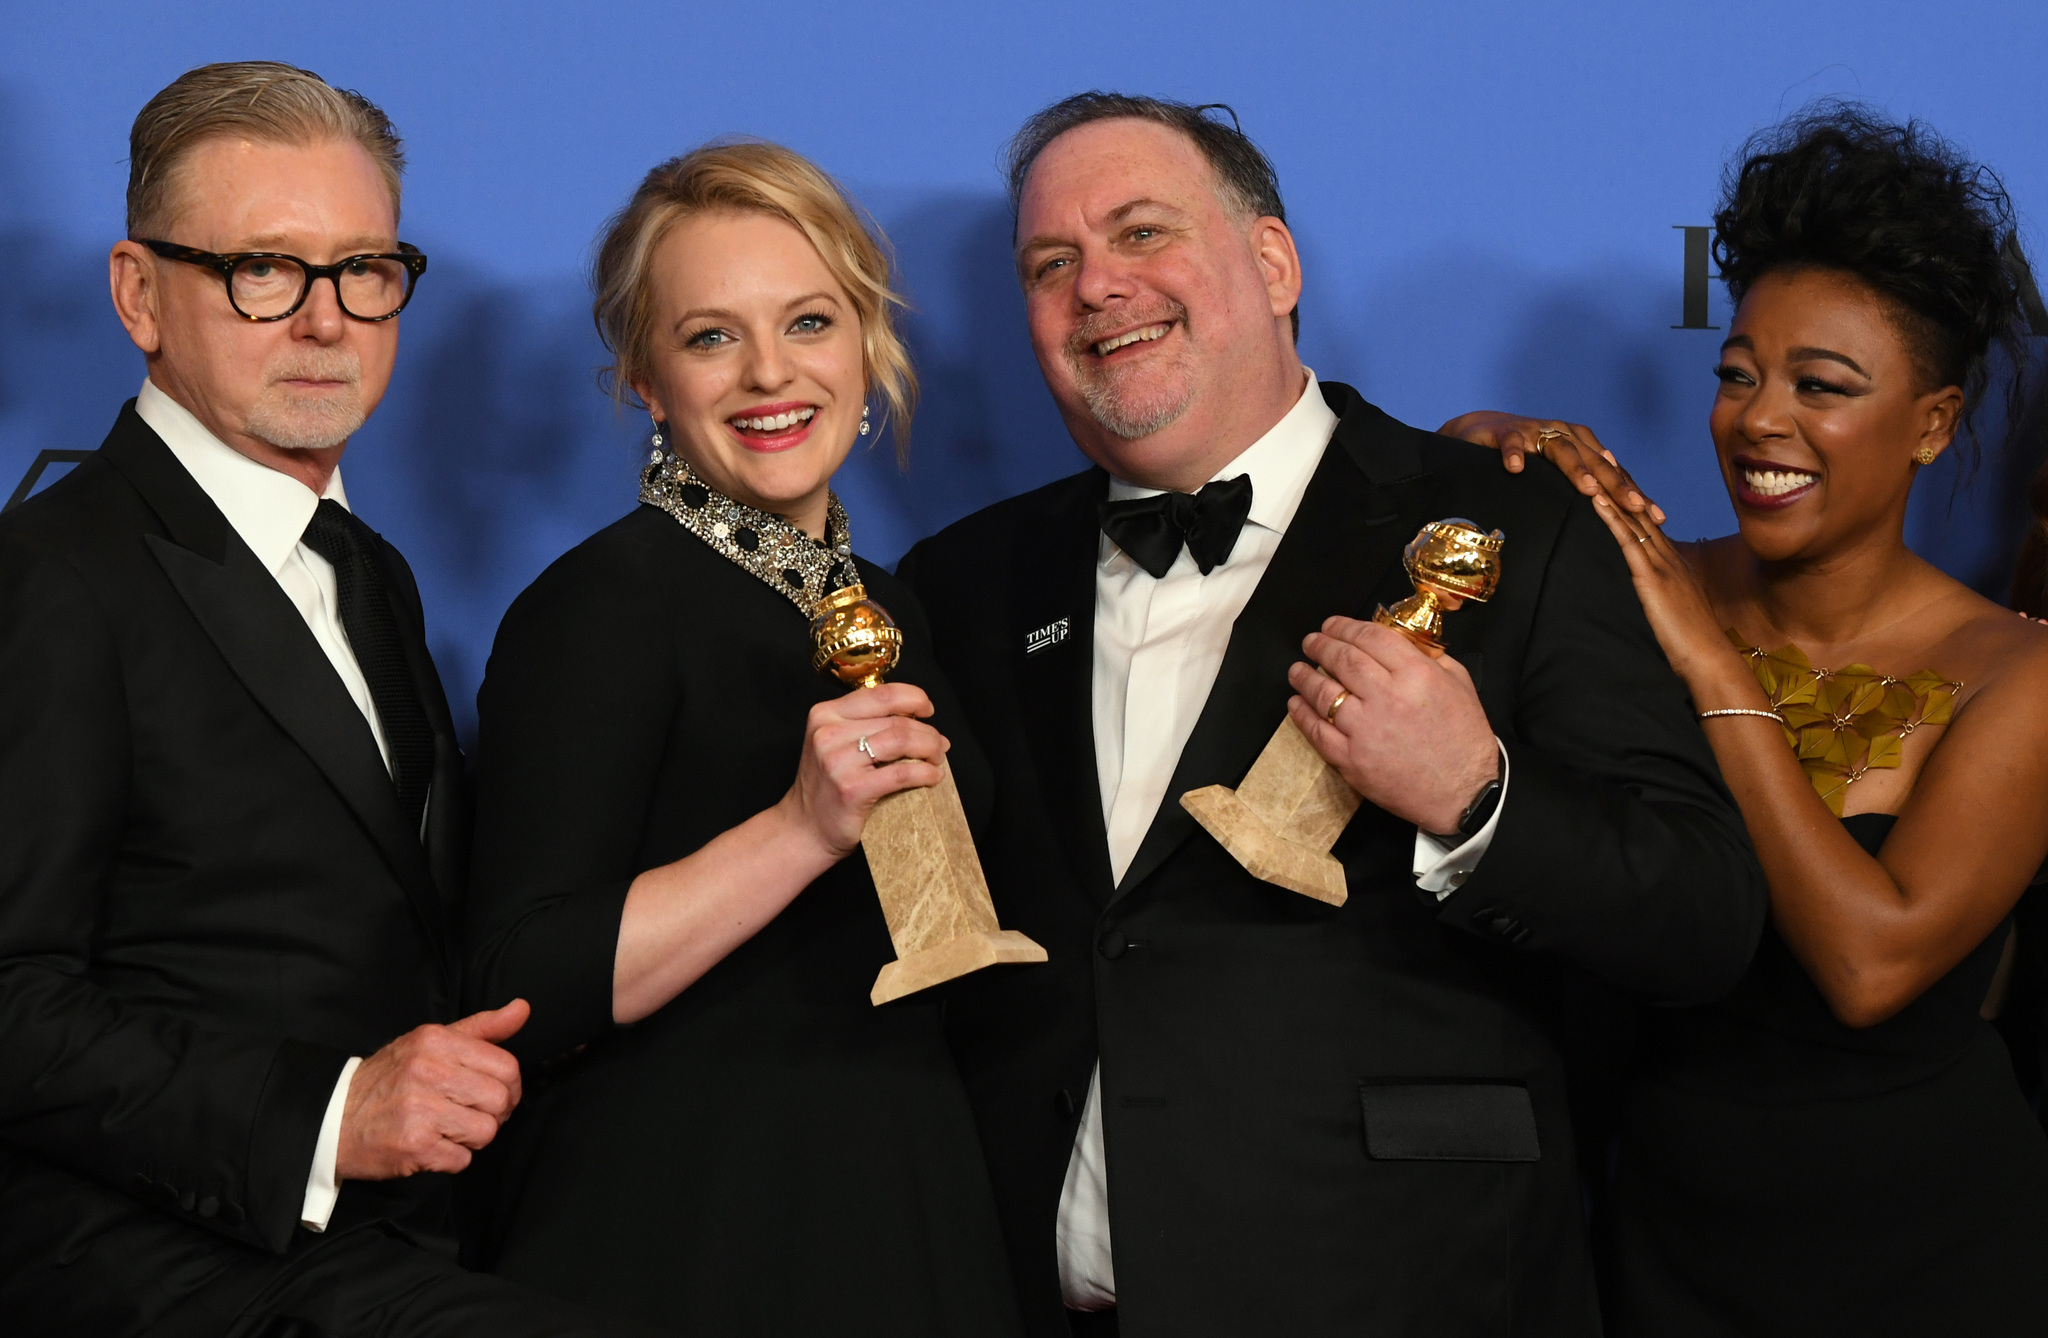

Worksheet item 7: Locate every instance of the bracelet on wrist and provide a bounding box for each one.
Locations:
[1697,707,1784,723]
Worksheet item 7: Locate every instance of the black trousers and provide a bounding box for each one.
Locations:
[1068,1309,1119,1337]
[217,1227,664,1338]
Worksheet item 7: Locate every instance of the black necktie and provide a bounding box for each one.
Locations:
[1098,475,1255,579]
[301,499,435,834]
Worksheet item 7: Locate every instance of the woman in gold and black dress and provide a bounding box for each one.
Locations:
[462,143,1022,1336]
[1453,105,2048,1334]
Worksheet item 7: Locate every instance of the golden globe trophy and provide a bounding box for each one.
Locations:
[1180,520,1504,906]
[811,584,1048,1005]
[1368,519,1506,658]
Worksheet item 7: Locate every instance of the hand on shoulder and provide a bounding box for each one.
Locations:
[1438,410,1667,526]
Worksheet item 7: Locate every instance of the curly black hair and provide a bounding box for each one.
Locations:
[1712,102,2035,476]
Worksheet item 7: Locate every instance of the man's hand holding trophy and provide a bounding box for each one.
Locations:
[1181,520,1505,905]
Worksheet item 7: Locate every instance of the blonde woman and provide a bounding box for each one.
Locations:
[463,144,1023,1335]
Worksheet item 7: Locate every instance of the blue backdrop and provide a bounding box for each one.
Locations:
[5,1,2045,740]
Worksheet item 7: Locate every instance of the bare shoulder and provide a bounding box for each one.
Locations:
[1939,583,2048,717]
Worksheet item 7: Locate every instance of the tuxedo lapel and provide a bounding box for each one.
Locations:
[103,410,454,973]
[1112,387,1444,901]
[1014,470,1117,906]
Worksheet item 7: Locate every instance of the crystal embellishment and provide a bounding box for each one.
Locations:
[640,454,856,613]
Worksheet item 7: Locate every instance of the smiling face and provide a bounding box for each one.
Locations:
[108,135,401,489]
[634,210,866,538]
[1014,117,1304,491]
[1710,266,1964,563]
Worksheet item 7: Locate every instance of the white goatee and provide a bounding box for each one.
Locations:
[244,348,367,452]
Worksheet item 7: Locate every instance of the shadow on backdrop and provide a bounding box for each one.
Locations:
[5,92,2044,745]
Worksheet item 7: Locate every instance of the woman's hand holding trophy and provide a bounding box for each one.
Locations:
[812,584,1048,1004]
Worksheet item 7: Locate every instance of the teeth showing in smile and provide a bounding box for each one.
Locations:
[1094,323,1170,357]
[733,407,817,432]
[1743,467,1819,497]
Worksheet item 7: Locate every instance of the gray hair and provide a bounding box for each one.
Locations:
[1002,92,1297,341]
[128,61,405,238]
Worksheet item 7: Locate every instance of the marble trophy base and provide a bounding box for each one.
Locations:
[861,760,1048,1004]
[1181,717,1360,907]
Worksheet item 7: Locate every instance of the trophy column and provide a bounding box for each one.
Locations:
[1181,720,1360,905]
[859,767,1047,1004]
[812,584,1048,1005]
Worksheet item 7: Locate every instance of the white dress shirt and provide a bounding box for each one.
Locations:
[1056,370,1509,1309]
[135,378,378,1233]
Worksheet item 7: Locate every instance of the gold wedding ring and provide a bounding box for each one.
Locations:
[1533,428,1570,458]
[1326,690,1349,724]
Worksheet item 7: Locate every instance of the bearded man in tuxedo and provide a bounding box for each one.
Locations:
[0,62,646,1337]
[897,92,1767,1337]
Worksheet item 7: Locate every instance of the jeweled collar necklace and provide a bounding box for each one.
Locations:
[640,450,858,614]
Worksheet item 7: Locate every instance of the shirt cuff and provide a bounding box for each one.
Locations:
[1412,739,1510,901]
[300,1055,361,1232]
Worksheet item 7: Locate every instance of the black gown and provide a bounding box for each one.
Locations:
[463,504,1023,1337]
[1609,812,2048,1335]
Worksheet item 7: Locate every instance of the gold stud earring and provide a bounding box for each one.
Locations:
[1914,446,1938,465]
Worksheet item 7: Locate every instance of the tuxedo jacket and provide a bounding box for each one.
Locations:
[0,405,467,1336]
[897,382,1767,1338]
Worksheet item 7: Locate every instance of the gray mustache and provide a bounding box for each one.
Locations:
[266,354,362,386]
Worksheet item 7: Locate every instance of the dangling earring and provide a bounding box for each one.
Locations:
[858,402,872,437]
[649,417,667,463]
[1914,446,1938,465]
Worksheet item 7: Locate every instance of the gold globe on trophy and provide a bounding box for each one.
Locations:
[1371,519,1505,655]
[810,585,1047,1004]
[811,584,905,687]
[1181,520,1506,906]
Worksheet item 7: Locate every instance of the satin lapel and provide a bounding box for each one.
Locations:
[1111,397,1444,902]
[103,413,452,972]
[144,536,452,971]
[1014,470,1117,906]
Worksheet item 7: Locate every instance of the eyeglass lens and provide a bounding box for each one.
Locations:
[231,256,412,320]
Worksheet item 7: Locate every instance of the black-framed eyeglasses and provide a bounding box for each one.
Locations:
[140,239,429,322]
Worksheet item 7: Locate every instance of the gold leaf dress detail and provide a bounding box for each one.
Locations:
[1730,630,1961,816]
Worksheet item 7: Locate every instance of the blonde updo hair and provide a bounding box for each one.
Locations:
[592,140,917,456]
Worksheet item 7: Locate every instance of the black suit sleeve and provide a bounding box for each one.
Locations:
[1438,493,1767,1004]
[0,535,344,1252]
[465,554,676,1066]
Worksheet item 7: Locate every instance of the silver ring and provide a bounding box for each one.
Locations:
[1636,535,1650,544]
[857,735,876,762]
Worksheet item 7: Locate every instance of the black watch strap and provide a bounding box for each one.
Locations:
[1455,778,1504,841]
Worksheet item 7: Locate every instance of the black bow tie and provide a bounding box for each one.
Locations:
[1098,475,1255,579]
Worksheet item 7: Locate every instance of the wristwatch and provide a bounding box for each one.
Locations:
[1454,777,1504,842]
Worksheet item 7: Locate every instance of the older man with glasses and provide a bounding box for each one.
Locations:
[0,62,649,1338]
